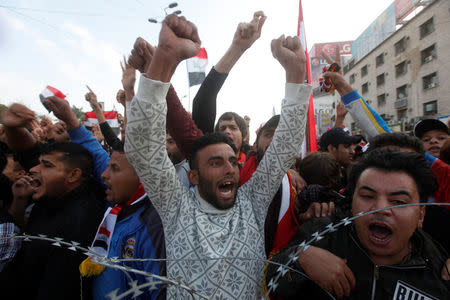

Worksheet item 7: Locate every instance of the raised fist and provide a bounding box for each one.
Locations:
[128,37,154,73]
[271,35,306,84]
[158,14,201,64]
[1,103,35,128]
[44,97,79,130]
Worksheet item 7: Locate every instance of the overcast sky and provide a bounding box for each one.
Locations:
[0,0,394,141]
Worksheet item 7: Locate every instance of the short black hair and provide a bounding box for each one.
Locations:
[348,149,437,203]
[367,132,424,154]
[256,115,280,143]
[188,132,237,170]
[297,152,341,190]
[41,142,94,180]
[215,112,248,144]
[110,141,125,154]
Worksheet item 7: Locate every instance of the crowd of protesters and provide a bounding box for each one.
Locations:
[0,11,449,300]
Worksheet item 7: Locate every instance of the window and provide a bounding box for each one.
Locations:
[377,93,386,106]
[423,72,438,90]
[421,44,436,64]
[395,61,407,77]
[423,100,437,115]
[420,18,434,39]
[349,74,356,84]
[376,73,385,86]
[376,53,384,67]
[361,82,369,94]
[395,38,406,55]
[397,85,408,99]
[361,65,368,77]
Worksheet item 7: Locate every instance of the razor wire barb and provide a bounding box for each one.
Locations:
[2,202,449,299]
[265,202,450,297]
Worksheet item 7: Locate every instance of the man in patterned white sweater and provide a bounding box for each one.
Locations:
[125,14,312,299]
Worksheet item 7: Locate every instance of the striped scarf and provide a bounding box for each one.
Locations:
[91,184,146,257]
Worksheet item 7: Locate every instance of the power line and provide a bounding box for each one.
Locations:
[0,4,136,18]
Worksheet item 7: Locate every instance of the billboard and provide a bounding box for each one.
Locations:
[352,2,396,62]
[395,0,420,22]
[310,41,353,57]
[309,41,353,88]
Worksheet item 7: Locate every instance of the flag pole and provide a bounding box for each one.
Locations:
[297,0,318,153]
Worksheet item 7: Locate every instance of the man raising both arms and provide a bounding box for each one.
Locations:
[125,14,311,299]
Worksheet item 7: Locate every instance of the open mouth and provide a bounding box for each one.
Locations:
[428,146,440,153]
[368,222,393,245]
[218,181,234,196]
[30,177,42,189]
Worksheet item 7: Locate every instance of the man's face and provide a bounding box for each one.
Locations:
[166,134,184,165]
[217,118,243,152]
[191,143,240,210]
[420,129,449,158]
[352,168,425,265]
[329,143,355,166]
[256,127,275,162]
[29,152,72,200]
[101,151,140,205]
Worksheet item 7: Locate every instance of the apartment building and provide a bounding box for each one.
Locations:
[343,0,450,134]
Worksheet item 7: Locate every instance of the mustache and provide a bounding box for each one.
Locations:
[366,215,393,227]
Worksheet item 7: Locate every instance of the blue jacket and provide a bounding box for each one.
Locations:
[68,126,110,186]
[92,196,166,300]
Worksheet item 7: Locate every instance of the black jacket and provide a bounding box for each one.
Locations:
[266,217,450,300]
[1,179,105,300]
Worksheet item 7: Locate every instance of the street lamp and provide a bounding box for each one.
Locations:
[164,2,178,15]
[148,2,182,24]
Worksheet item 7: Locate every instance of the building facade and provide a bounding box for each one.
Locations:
[342,0,450,134]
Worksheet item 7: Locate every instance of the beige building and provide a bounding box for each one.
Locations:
[342,0,450,134]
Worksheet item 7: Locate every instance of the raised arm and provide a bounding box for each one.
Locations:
[85,86,123,149]
[128,36,204,156]
[244,35,311,226]
[125,15,201,218]
[44,96,109,184]
[192,11,266,134]
[324,71,390,140]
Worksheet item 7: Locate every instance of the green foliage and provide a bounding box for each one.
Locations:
[0,104,8,123]
[71,105,85,120]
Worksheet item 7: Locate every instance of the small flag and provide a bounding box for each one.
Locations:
[186,48,208,87]
[39,85,66,112]
[85,110,119,128]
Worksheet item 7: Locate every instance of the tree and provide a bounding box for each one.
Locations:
[71,105,85,121]
[0,104,8,123]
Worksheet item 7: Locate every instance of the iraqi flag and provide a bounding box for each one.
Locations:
[186,48,208,87]
[298,0,318,155]
[85,110,119,129]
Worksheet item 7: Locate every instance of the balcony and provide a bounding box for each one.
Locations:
[394,99,407,109]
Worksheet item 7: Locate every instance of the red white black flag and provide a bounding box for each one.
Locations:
[186,48,208,87]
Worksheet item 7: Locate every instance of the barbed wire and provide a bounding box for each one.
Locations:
[2,202,449,299]
[265,202,450,297]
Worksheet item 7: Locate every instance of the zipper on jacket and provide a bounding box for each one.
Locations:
[371,264,379,300]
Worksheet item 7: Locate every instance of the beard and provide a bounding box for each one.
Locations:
[197,172,236,210]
